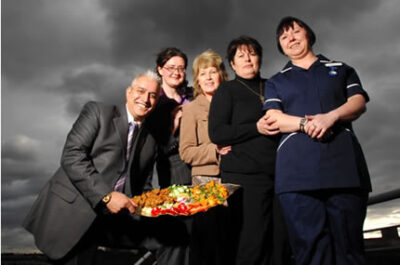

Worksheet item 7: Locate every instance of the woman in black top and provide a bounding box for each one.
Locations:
[208,36,285,265]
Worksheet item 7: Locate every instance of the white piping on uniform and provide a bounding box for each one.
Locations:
[281,67,292,73]
[277,132,297,151]
[347,83,360,89]
[264,98,282,104]
[325,62,343,67]
[344,127,355,136]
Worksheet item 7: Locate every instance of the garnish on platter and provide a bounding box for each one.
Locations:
[132,181,239,217]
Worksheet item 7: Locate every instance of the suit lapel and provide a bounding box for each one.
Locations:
[132,125,147,161]
[113,105,129,158]
[125,123,149,197]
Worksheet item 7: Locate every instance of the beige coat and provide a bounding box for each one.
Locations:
[179,94,219,177]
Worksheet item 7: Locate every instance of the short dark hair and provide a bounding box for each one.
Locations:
[156,47,188,70]
[276,16,316,54]
[226,35,263,66]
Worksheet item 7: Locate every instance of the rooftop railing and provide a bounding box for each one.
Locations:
[364,188,400,265]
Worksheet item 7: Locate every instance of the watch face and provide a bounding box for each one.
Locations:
[300,118,307,132]
[102,194,111,203]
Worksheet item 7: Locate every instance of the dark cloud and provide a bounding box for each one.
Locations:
[2,0,400,253]
[2,0,110,84]
[1,135,55,198]
[99,0,233,66]
[353,83,400,196]
[1,227,36,252]
[55,63,133,116]
[2,158,51,191]
[2,194,39,223]
[2,135,40,161]
[96,0,384,81]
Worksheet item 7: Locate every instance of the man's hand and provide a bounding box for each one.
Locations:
[105,191,137,214]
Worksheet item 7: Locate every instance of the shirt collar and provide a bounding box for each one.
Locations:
[235,73,261,82]
[160,87,191,105]
[125,104,141,127]
[316,54,331,63]
[281,54,331,73]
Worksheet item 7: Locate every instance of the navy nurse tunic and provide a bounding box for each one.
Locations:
[263,55,371,194]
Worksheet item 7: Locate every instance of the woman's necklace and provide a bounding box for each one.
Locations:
[236,79,264,104]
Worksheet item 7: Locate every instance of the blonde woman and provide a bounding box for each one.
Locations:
[179,49,230,186]
[179,49,229,265]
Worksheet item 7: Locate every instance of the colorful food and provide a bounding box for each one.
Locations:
[132,181,230,217]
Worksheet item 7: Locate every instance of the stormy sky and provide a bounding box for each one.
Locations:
[2,0,400,252]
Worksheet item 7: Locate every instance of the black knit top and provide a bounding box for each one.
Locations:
[208,74,278,175]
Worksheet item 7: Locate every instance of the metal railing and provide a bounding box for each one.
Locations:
[364,189,400,265]
[367,188,400,206]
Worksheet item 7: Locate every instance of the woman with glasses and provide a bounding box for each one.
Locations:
[147,47,193,186]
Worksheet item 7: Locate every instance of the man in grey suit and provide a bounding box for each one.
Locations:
[23,70,188,265]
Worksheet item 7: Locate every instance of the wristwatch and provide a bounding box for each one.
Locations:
[299,117,307,132]
[102,192,112,204]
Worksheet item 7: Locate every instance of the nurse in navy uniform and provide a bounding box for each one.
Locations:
[258,16,372,265]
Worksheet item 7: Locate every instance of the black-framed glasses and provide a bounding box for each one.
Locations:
[163,66,185,73]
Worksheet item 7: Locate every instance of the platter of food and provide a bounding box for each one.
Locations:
[132,181,240,217]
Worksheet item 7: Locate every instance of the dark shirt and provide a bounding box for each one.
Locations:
[208,74,278,175]
[147,87,193,153]
[263,55,371,193]
[146,86,194,185]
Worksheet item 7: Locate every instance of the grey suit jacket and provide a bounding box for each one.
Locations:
[23,101,158,259]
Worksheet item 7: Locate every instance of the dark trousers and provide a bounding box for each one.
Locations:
[221,172,274,265]
[279,189,368,265]
[52,212,190,265]
[273,195,295,265]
